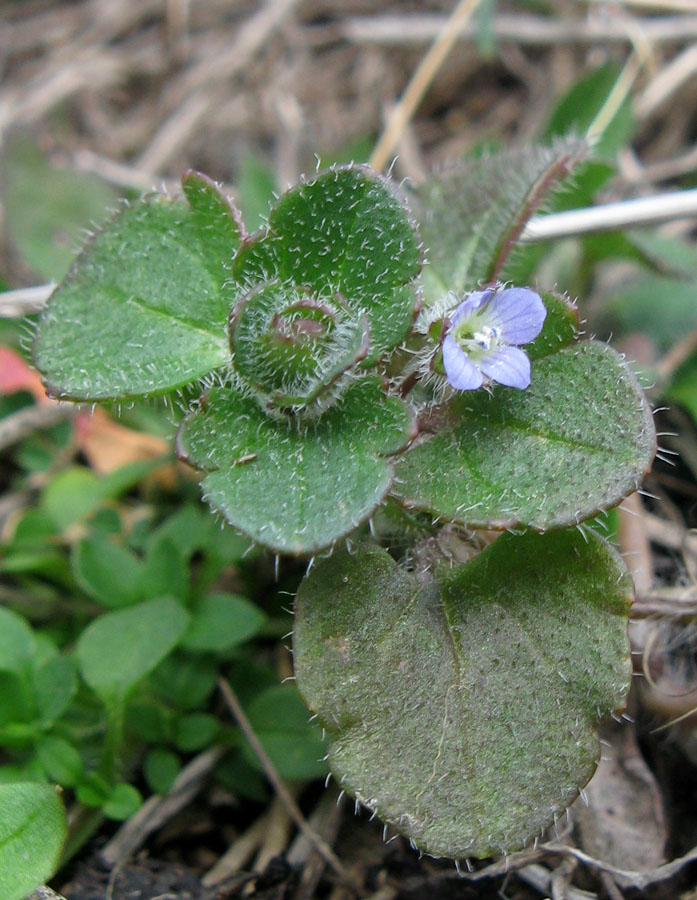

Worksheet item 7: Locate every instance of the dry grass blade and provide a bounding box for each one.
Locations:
[368,0,482,172]
[217,677,361,896]
[99,747,226,868]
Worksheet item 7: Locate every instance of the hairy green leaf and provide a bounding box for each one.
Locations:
[294,530,632,858]
[176,376,415,554]
[395,342,655,530]
[233,165,422,365]
[34,192,238,400]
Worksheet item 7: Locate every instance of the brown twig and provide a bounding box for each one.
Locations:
[217,677,361,895]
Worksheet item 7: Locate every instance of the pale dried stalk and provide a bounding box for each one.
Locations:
[100,746,225,867]
[368,0,482,172]
[331,12,697,47]
[217,677,360,894]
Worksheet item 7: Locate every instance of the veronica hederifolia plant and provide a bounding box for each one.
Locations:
[33,145,656,860]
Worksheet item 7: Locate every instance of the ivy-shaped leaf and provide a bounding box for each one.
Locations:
[232,165,422,366]
[34,183,242,401]
[176,377,415,554]
[294,529,632,858]
[395,342,655,530]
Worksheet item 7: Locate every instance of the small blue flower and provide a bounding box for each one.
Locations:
[442,287,546,391]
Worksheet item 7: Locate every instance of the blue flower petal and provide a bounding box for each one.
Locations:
[478,345,531,389]
[450,290,493,327]
[485,288,546,345]
[443,335,483,390]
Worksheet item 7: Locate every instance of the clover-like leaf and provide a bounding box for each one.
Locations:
[411,140,586,305]
[395,341,655,530]
[34,180,242,400]
[176,377,415,554]
[232,165,422,366]
[294,529,632,859]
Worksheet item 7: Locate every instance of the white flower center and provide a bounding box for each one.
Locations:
[456,323,501,356]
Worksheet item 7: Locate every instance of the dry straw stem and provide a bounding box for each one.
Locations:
[217,677,361,895]
[520,188,697,241]
[368,0,482,172]
[99,746,225,868]
[0,402,76,453]
[330,12,697,47]
[202,812,269,887]
[26,889,69,900]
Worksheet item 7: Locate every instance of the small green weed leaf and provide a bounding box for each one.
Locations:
[411,140,585,304]
[149,504,208,558]
[77,597,190,704]
[140,537,189,603]
[182,592,266,653]
[40,462,158,531]
[177,376,414,554]
[151,654,218,711]
[125,700,173,744]
[626,229,697,279]
[233,165,422,364]
[601,273,697,352]
[33,656,77,727]
[76,771,110,806]
[0,608,35,674]
[0,782,66,900]
[396,342,655,530]
[174,713,219,752]
[294,531,632,858]
[34,194,232,401]
[668,351,697,425]
[215,752,269,802]
[144,747,181,794]
[245,685,327,780]
[102,782,142,820]
[2,135,118,281]
[73,537,143,608]
[36,735,83,786]
[542,63,634,158]
[0,671,33,730]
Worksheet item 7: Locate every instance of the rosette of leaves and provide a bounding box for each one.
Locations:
[34,165,422,554]
[228,279,369,416]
